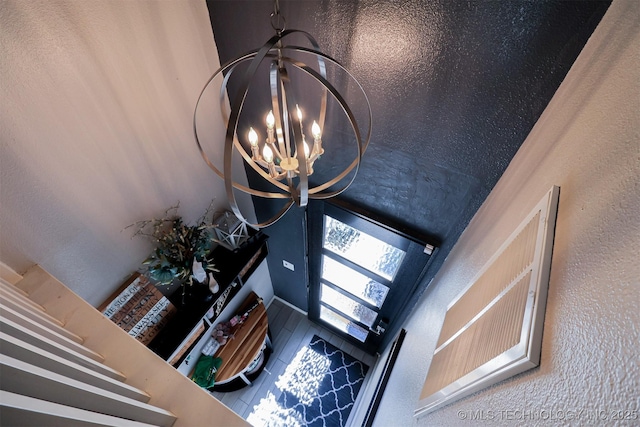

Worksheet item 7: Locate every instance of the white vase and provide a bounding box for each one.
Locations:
[192,259,207,283]
[208,273,219,294]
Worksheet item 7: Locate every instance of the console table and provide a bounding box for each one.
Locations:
[146,231,268,367]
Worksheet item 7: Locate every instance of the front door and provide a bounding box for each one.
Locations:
[308,201,434,354]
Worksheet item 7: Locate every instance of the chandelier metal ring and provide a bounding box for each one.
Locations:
[194,29,371,228]
[195,51,367,197]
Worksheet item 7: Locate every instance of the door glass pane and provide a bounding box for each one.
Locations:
[321,284,377,327]
[324,216,406,280]
[320,306,369,342]
[322,255,389,308]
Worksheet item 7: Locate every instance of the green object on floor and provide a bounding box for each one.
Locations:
[191,355,223,389]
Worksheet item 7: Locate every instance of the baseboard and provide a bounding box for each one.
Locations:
[269,295,308,316]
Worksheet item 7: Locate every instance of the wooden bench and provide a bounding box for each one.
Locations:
[212,291,270,388]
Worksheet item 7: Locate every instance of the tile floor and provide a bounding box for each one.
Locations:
[210,298,378,424]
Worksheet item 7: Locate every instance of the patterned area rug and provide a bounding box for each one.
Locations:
[276,335,369,427]
[246,335,369,427]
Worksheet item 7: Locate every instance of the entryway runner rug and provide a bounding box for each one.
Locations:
[274,335,369,427]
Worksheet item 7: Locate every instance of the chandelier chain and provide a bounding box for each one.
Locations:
[270,0,285,33]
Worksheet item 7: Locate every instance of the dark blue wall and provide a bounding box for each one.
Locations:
[205,0,610,349]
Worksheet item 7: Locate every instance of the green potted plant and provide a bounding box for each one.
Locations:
[127,202,219,297]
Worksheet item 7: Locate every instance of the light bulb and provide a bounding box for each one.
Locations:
[312,121,321,139]
[303,141,310,159]
[266,111,275,129]
[263,145,274,163]
[248,127,258,147]
[296,105,302,121]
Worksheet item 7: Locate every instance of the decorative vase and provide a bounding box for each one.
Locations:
[192,258,207,283]
[208,273,219,294]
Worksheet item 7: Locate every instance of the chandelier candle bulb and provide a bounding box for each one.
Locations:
[303,140,313,174]
[248,127,259,146]
[266,111,276,145]
[303,141,310,159]
[312,121,323,155]
[266,111,275,129]
[248,127,261,160]
[263,146,279,178]
[263,145,274,164]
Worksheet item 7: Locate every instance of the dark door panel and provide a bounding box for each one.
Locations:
[308,200,436,354]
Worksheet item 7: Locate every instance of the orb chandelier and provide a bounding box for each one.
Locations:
[194,0,371,228]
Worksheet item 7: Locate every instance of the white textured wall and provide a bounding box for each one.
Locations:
[0,1,259,306]
[372,1,640,425]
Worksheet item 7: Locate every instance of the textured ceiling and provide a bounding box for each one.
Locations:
[204,0,610,343]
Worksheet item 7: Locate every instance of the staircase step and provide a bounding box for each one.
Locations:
[0,299,81,343]
[1,303,92,354]
[0,283,48,314]
[0,317,119,377]
[0,390,159,427]
[1,355,177,427]
[1,332,144,402]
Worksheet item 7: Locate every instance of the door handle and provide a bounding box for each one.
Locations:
[370,318,389,336]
